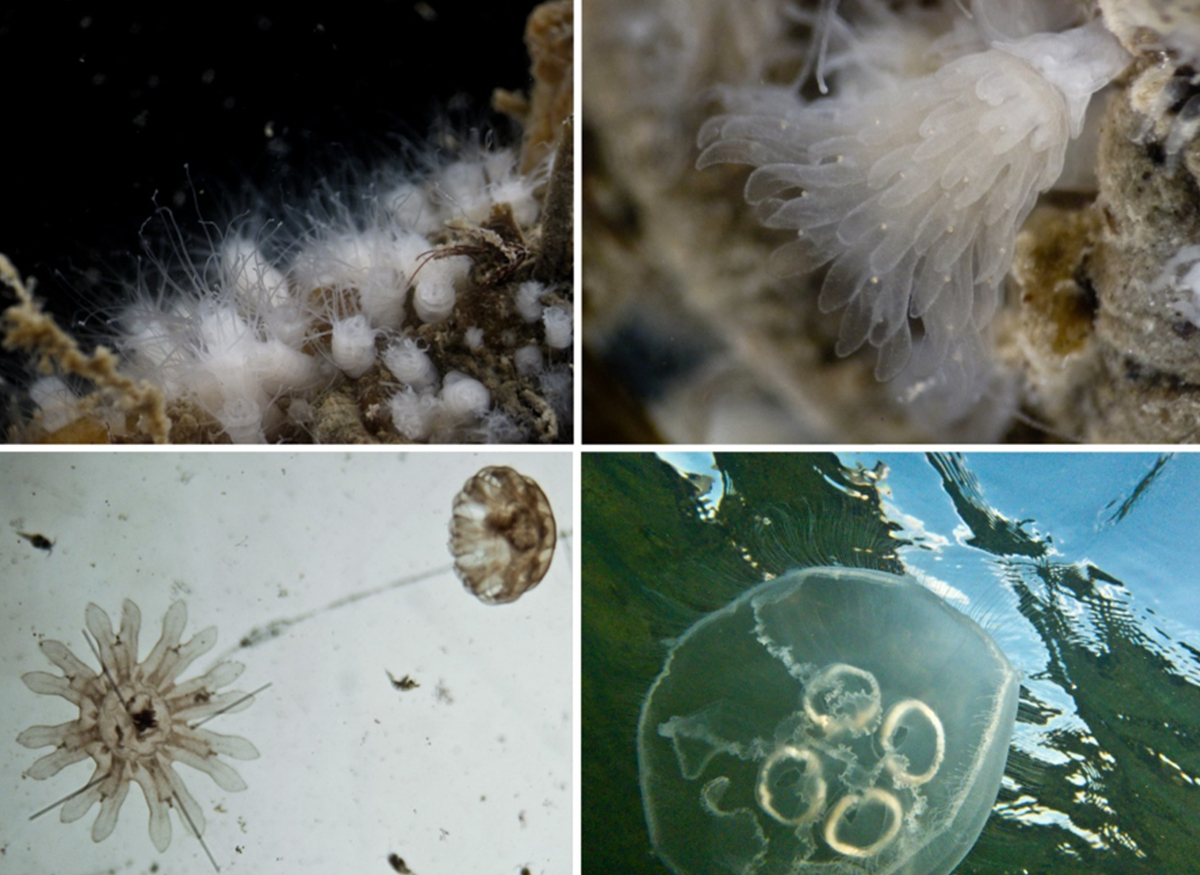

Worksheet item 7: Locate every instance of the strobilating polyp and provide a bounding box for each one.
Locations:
[638,567,1019,875]
[17,600,260,854]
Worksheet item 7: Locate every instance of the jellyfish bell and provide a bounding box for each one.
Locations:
[638,565,1019,875]
[448,465,557,604]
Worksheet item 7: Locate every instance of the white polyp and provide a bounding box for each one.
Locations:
[356,272,406,329]
[122,315,180,378]
[480,149,517,185]
[413,254,470,324]
[290,232,369,294]
[192,300,321,388]
[514,344,543,376]
[384,181,440,235]
[391,228,434,276]
[413,278,456,324]
[291,230,407,329]
[117,309,194,399]
[251,338,324,395]
[433,158,491,223]
[196,306,252,353]
[360,229,431,328]
[542,305,573,349]
[440,371,491,419]
[218,397,266,444]
[259,296,310,348]
[491,177,540,227]
[29,376,78,432]
[382,337,437,390]
[330,314,378,377]
[288,397,312,423]
[464,327,485,350]
[476,408,525,442]
[220,237,289,312]
[516,281,548,323]
[389,387,440,440]
[538,364,573,422]
[139,293,323,438]
[994,21,1133,138]
[480,148,541,226]
[695,5,1130,422]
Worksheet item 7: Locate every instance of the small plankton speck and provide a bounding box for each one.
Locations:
[387,670,420,691]
[16,531,54,553]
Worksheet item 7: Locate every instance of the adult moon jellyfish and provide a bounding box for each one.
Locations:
[638,566,1019,875]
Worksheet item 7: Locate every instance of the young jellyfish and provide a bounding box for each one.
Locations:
[448,466,557,604]
[17,600,262,863]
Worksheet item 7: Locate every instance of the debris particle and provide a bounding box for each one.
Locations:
[387,670,420,691]
[388,853,413,873]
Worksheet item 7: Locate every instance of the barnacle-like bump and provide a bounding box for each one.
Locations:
[449,466,556,604]
[16,600,259,853]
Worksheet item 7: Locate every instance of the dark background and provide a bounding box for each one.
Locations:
[0,3,537,339]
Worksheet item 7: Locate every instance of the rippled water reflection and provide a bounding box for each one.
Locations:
[582,452,1200,875]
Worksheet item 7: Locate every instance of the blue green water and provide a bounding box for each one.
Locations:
[583,452,1200,875]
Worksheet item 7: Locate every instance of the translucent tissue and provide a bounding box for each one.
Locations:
[638,566,1019,875]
